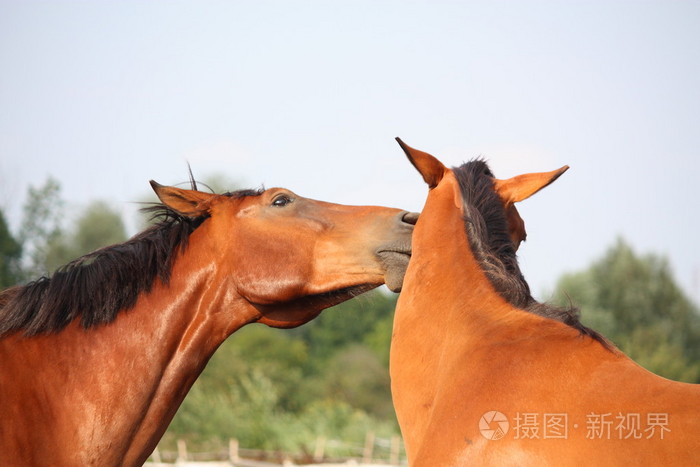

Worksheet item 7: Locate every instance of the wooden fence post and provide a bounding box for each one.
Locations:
[176,439,187,465]
[313,436,326,462]
[362,431,375,464]
[229,438,240,464]
[390,435,401,465]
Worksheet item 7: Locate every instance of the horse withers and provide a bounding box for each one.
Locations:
[390,138,699,466]
[0,180,415,466]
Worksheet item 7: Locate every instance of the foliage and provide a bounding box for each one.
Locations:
[0,210,22,288]
[15,177,128,278]
[315,345,393,419]
[162,291,400,453]
[294,291,396,368]
[554,238,700,383]
[70,201,128,255]
[43,200,128,271]
[18,177,65,279]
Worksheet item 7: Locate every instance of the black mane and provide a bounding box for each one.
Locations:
[453,160,609,346]
[0,188,262,336]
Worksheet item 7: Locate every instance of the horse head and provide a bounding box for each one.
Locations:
[396,137,567,250]
[151,182,416,329]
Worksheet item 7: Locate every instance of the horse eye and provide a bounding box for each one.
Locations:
[272,195,293,207]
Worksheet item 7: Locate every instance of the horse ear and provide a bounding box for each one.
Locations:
[150,181,215,218]
[396,137,446,189]
[493,166,569,204]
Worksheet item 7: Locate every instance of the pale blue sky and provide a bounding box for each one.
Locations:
[1,1,699,303]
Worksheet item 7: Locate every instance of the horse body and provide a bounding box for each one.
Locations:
[391,141,699,466]
[1,183,415,466]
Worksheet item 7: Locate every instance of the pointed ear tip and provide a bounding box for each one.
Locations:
[553,165,570,179]
[395,137,415,162]
[149,180,161,189]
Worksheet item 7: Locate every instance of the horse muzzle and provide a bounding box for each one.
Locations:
[376,211,418,292]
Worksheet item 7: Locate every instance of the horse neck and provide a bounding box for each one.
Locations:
[390,177,520,452]
[393,175,516,340]
[1,221,257,465]
[119,222,258,463]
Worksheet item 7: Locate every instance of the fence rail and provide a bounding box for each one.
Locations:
[146,434,407,467]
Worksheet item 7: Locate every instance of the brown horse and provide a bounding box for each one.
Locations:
[0,180,415,466]
[390,139,700,466]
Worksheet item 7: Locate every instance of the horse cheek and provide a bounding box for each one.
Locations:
[233,242,311,304]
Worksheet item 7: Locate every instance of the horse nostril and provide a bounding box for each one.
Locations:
[401,211,420,226]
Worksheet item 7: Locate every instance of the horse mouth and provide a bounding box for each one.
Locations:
[293,283,381,315]
[253,283,380,329]
[317,283,380,305]
[377,248,412,293]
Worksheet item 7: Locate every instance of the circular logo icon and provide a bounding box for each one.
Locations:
[479,411,509,440]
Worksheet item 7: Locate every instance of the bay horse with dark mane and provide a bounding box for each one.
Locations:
[390,139,699,466]
[0,178,415,466]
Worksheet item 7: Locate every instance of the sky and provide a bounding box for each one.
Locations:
[1,0,699,304]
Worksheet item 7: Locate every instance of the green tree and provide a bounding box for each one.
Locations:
[554,238,700,382]
[19,177,64,278]
[68,200,127,256]
[43,200,128,272]
[316,344,394,419]
[165,324,310,447]
[297,291,397,366]
[162,291,403,453]
[19,178,128,277]
[0,210,22,288]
